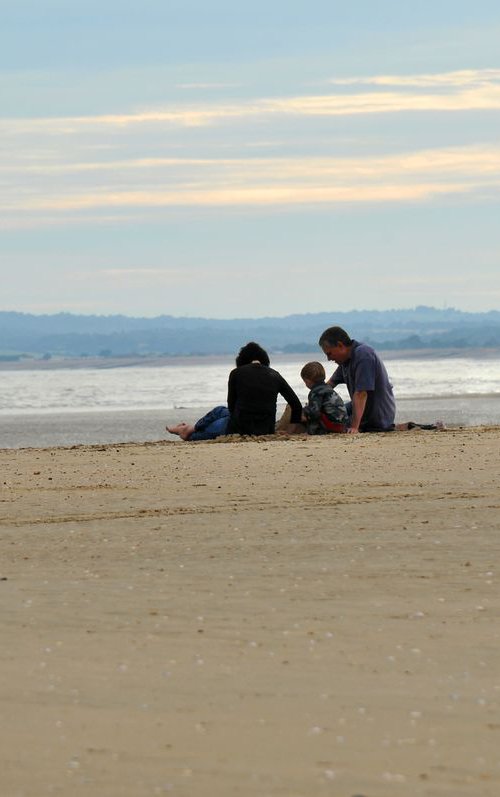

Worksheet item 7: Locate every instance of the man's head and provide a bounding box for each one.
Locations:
[318,326,353,364]
[300,361,326,388]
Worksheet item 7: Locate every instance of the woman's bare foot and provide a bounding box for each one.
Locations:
[166,422,195,440]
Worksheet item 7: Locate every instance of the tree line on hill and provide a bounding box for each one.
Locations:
[1,307,500,360]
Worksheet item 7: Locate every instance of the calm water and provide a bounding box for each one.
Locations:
[1,354,499,448]
[2,354,500,415]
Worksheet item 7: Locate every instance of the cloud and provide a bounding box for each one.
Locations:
[175,82,243,90]
[0,157,223,175]
[2,69,500,138]
[2,144,500,224]
[381,274,500,301]
[5,145,500,180]
[0,177,491,219]
[67,266,237,286]
[268,86,500,117]
[2,69,500,227]
[327,68,500,89]
[100,268,176,277]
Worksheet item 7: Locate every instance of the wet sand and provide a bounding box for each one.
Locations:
[1,428,499,796]
[2,394,500,449]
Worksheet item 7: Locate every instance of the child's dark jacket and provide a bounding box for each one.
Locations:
[303,381,347,435]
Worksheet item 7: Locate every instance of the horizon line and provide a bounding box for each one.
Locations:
[1,305,500,322]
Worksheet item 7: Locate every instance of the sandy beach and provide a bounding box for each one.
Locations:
[1,428,499,796]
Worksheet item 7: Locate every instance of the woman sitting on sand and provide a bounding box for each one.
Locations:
[167,342,303,441]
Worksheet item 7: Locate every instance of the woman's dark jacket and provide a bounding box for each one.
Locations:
[226,363,302,435]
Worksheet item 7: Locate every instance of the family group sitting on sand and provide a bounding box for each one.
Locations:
[167,326,443,441]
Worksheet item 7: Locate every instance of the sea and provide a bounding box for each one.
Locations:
[1,352,500,448]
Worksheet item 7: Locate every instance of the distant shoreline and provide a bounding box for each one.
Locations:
[2,347,500,371]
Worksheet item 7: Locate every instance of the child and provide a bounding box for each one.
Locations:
[301,361,347,434]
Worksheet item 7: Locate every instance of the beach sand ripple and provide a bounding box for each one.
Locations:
[1,428,500,796]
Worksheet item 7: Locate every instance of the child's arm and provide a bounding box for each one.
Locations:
[304,390,323,423]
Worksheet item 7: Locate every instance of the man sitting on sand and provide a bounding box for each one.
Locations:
[319,325,396,434]
[318,326,445,434]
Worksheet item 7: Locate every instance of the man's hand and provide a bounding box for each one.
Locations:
[346,426,359,434]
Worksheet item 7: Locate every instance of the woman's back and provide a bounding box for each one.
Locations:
[227,362,301,435]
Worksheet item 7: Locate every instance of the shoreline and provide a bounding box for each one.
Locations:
[2,395,500,449]
[2,346,500,371]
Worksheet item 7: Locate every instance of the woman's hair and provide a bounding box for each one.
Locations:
[300,361,326,383]
[236,341,270,367]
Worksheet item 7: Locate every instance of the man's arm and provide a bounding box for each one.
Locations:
[348,390,368,434]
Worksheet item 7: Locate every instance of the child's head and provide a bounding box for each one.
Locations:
[300,361,326,388]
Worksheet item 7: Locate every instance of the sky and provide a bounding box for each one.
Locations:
[1,0,500,318]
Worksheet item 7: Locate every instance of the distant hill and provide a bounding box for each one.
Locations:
[1,307,500,359]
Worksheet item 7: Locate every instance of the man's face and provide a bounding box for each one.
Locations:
[321,341,350,364]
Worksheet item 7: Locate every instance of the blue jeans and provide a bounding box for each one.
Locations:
[190,406,230,441]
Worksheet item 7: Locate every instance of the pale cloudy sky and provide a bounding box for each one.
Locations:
[1,1,500,317]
